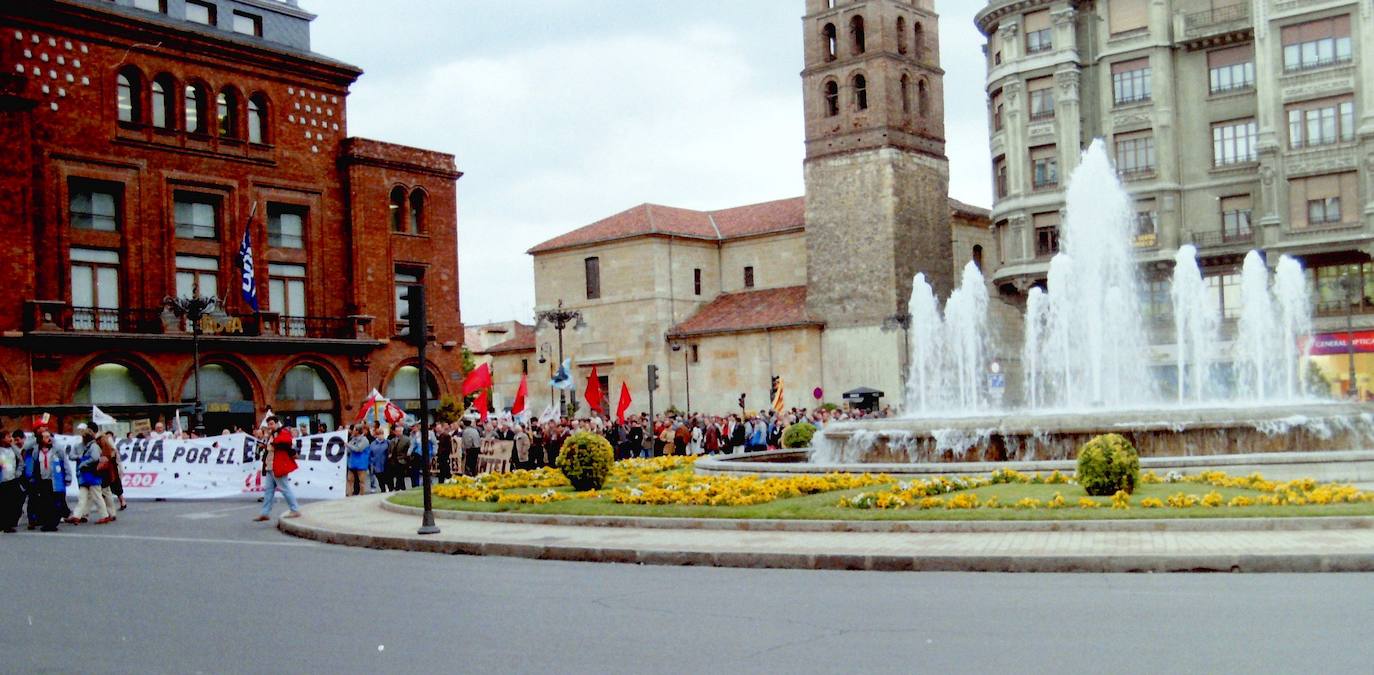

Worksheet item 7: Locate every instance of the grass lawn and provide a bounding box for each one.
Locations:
[387,479,1374,521]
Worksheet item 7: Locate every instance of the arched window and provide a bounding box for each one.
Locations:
[151,74,175,129]
[389,186,408,232]
[972,245,984,271]
[409,190,426,234]
[74,363,153,405]
[853,74,868,111]
[275,364,338,430]
[914,22,925,61]
[247,93,267,144]
[181,364,250,403]
[849,15,866,55]
[116,68,141,124]
[385,365,438,402]
[184,83,207,134]
[917,78,930,117]
[217,88,239,138]
[897,17,908,55]
[824,80,839,117]
[822,23,837,61]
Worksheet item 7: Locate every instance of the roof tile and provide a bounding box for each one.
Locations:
[667,286,821,339]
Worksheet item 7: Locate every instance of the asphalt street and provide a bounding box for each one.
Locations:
[7,499,1374,674]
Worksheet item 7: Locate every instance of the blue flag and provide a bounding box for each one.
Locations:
[237,226,259,311]
[550,359,574,390]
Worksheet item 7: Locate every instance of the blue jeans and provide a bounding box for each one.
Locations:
[260,471,300,517]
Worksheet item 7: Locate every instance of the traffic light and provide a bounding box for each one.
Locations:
[400,284,427,347]
[738,392,746,410]
[647,364,660,391]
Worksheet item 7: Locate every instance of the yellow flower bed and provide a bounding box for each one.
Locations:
[609,472,891,507]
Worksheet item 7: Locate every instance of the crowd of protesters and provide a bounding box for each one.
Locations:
[0,422,128,534]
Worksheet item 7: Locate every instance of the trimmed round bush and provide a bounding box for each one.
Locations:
[1075,433,1140,496]
[781,422,817,449]
[556,431,615,491]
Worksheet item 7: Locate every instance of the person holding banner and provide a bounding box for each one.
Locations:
[24,427,68,532]
[346,425,370,496]
[70,425,111,525]
[0,431,23,533]
[253,416,301,522]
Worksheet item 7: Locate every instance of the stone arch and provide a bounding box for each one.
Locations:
[822,78,840,117]
[115,65,144,124]
[821,22,837,61]
[67,353,168,405]
[389,184,410,232]
[849,15,865,55]
[851,72,868,111]
[177,353,264,407]
[896,16,908,55]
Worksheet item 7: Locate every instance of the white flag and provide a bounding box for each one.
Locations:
[91,406,116,426]
[258,406,274,429]
[538,404,558,424]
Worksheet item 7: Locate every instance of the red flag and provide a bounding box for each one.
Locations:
[512,373,528,416]
[616,382,632,424]
[584,366,603,415]
[474,388,489,422]
[462,363,493,397]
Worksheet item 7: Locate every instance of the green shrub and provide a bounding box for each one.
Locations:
[556,431,615,491]
[1075,433,1140,496]
[781,422,817,449]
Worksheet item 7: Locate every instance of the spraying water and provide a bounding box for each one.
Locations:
[1170,245,1218,403]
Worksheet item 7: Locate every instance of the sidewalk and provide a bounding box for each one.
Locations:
[279,493,1374,573]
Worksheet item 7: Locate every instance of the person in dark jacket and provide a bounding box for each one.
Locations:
[387,425,412,491]
[24,427,68,532]
[0,430,24,533]
[367,432,390,493]
[346,425,370,496]
[435,422,453,482]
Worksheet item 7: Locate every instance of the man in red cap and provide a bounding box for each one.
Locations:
[253,416,301,521]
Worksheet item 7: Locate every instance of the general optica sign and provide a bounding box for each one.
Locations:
[1306,331,1374,356]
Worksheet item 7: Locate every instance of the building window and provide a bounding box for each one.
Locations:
[74,363,152,405]
[1205,271,1242,320]
[175,255,218,301]
[584,256,601,300]
[184,83,207,134]
[1288,172,1357,229]
[389,186,410,233]
[989,30,1002,67]
[901,74,911,114]
[173,193,219,240]
[1140,276,1170,322]
[1134,198,1158,247]
[247,93,267,144]
[991,89,1004,131]
[917,79,929,117]
[1024,10,1051,54]
[823,80,839,117]
[744,265,755,289]
[972,245,984,271]
[1111,58,1151,106]
[394,269,422,331]
[1208,45,1254,94]
[896,17,908,55]
[1028,77,1054,120]
[151,75,175,129]
[849,15,865,55]
[1108,0,1149,35]
[693,268,702,296]
[993,155,1008,198]
[115,69,140,124]
[1220,195,1252,241]
[822,23,837,61]
[70,248,120,332]
[267,203,305,249]
[133,0,167,13]
[1309,263,1374,316]
[995,220,1010,263]
[852,74,868,111]
[913,21,925,61]
[1287,97,1355,149]
[521,359,529,375]
[69,180,120,232]
[269,263,307,335]
[691,344,700,364]
[1033,212,1060,258]
[409,190,426,234]
[216,89,238,138]
[1212,118,1258,166]
[1282,16,1352,73]
[1114,132,1156,177]
[1030,145,1058,189]
[232,11,263,37]
[185,0,216,25]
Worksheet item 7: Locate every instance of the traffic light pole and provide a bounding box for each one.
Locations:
[407,285,439,536]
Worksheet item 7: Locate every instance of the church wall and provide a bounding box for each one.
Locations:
[686,327,824,415]
[719,231,808,293]
[819,325,905,410]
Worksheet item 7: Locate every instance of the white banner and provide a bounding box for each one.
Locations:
[53,430,347,501]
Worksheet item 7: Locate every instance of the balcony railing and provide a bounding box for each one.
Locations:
[1184,3,1250,35]
[1191,230,1254,248]
[27,302,374,341]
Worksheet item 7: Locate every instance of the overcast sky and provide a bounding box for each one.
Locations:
[311,1,991,326]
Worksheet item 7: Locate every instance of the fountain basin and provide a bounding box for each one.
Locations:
[808,403,1374,465]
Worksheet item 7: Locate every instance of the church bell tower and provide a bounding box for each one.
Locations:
[801,0,952,397]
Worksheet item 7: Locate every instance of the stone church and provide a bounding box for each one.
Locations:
[481,0,992,415]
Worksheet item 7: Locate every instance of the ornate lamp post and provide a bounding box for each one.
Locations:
[1341,274,1361,399]
[163,294,220,434]
[882,311,912,386]
[670,341,691,413]
[534,300,585,415]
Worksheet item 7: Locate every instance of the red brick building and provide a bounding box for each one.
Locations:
[0,0,463,433]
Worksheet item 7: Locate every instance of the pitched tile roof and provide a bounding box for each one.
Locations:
[477,323,536,355]
[528,196,986,254]
[667,286,822,339]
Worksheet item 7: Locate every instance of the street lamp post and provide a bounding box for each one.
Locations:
[535,300,584,416]
[538,342,553,412]
[881,311,913,388]
[163,295,219,434]
[671,342,691,413]
[1341,274,1361,399]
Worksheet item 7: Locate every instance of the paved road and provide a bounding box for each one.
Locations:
[7,500,1374,674]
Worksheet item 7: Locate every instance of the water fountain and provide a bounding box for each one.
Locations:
[706,140,1374,479]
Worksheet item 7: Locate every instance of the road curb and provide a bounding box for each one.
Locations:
[377,497,1374,534]
[278,503,1374,573]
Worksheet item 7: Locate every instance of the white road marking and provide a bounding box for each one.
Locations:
[178,504,260,520]
[13,531,316,548]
